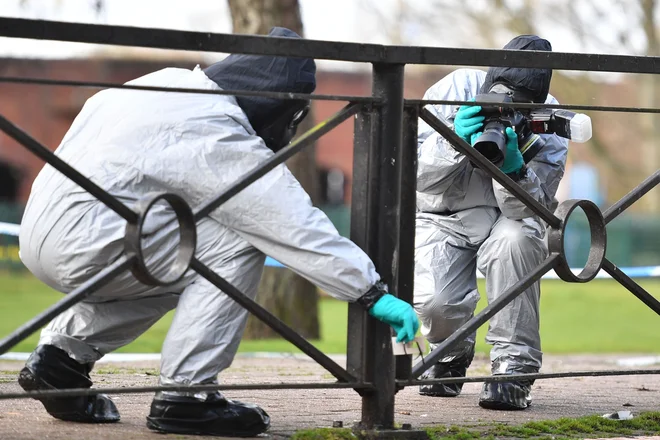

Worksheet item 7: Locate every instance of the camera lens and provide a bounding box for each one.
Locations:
[473,121,507,167]
[519,132,546,163]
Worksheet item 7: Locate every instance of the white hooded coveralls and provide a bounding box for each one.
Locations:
[414,69,568,371]
[19,67,380,388]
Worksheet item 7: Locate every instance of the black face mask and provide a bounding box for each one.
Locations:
[258,102,310,152]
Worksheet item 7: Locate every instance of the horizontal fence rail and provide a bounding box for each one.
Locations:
[4,74,659,113]
[0,75,378,103]
[0,18,659,72]
[407,99,660,114]
[2,369,659,401]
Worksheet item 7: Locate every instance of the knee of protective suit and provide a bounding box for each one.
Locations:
[414,289,479,344]
[484,220,547,262]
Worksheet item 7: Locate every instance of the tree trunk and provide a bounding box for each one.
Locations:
[227,0,320,339]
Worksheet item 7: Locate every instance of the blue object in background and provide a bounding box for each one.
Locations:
[568,162,605,207]
[564,162,604,267]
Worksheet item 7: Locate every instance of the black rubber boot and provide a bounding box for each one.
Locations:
[478,358,536,410]
[419,345,475,397]
[17,345,120,423]
[478,380,532,410]
[146,391,270,437]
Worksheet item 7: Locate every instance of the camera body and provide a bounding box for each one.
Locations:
[470,91,592,168]
[471,93,543,168]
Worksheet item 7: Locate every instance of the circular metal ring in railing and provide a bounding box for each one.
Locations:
[548,199,607,282]
[124,192,196,286]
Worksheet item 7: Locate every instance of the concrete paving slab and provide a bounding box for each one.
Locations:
[0,353,658,439]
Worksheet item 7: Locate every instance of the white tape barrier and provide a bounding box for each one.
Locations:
[2,222,658,279]
[0,222,20,236]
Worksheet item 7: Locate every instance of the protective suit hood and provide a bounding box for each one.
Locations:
[480,35,552,103]
[203,27,316,151]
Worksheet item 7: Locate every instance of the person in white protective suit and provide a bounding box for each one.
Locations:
[17,27,419,437]
[414,35,568,410]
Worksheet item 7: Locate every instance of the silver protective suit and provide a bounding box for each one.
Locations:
[19,66,380,391]
[414,68,568,371]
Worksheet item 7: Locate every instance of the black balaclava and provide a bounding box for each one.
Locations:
[480,35,553,103]
[203,27,316,152]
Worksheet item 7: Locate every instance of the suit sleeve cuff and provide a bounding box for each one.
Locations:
[505,164,528,182]
[356,281,388,310]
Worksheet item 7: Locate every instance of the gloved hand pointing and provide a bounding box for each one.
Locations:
[454,102,484,144]
[368,294,420,343]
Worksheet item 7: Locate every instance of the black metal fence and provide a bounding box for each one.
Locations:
[0,17,658,431]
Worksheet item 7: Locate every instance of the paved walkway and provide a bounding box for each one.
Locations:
[0,353,659,439]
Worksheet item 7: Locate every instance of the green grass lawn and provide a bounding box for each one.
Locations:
[0,271,658,355]
[293,412,660,440]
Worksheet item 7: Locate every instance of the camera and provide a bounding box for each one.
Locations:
[470,91,592,168]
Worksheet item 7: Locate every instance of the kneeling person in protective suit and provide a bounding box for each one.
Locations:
[414,35,568,410]
[17,27,419,437]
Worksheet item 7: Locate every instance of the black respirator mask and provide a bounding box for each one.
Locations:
[258,101,310,153]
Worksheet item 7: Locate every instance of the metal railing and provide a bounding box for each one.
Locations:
[0,17,658,432]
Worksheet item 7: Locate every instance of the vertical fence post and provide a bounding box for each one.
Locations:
[347,63,404,430]
[395,104,419,383]
[347,106,378,391]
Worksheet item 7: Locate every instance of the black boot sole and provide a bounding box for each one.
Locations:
[18,367,120,423]
[478,398,531,411]
[147,416,268,437]
[419,388,461,397]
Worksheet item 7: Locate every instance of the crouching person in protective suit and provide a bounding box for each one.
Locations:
[17,27,419,437]
[414,35,568,410]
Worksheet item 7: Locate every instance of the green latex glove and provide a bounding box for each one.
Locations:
[368,294,420,343]
[500,127,524,174]
[454,102,484,143]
